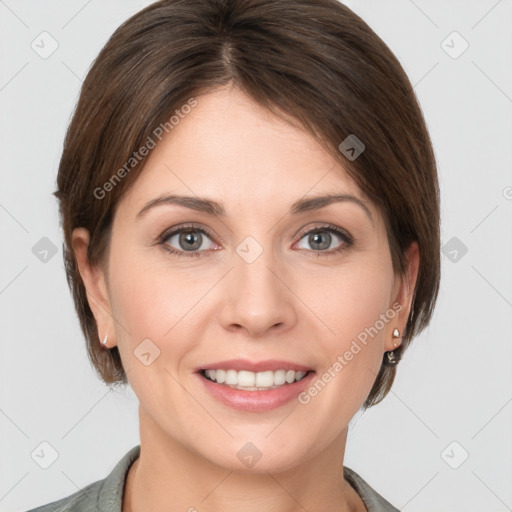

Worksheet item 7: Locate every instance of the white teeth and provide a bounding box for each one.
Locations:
[203,369,309,389]
[255,370,273,387]
[238,370,256,387]
[274,370,286,386]
[225,369,238,385]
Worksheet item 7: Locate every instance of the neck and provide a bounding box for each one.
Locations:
[123,406,366,512]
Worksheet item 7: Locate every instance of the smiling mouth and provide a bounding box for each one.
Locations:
[199,368,314,391]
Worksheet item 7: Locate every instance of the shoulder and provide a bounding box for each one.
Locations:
[343,466,401,512]
[25,445,141,512]
[24,479,105,512]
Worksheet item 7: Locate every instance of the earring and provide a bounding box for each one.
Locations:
[384,328,401,366]
[101,332,109,347]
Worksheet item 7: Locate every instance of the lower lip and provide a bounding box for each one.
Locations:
[196,371,316,412]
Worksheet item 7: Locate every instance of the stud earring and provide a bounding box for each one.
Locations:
[384,328,401,366]
[102,332,109,347]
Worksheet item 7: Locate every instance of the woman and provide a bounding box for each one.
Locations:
[28,0,440,510]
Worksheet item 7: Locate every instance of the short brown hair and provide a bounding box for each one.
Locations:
[55,0,440,409]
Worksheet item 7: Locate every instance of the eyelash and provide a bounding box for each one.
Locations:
[157,223,354,259]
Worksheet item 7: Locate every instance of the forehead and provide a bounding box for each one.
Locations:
[117,86,370,218]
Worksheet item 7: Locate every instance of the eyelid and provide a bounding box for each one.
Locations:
[295,223,353,244]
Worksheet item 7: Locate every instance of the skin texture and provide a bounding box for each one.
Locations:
[73,84,419,512]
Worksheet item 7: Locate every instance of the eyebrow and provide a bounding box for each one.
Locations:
[136,193,373,223]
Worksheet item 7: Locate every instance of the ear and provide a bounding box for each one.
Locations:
[71,227,115,348]
[386,241,420,352]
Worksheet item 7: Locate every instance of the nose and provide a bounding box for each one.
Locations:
[219,243,297,338]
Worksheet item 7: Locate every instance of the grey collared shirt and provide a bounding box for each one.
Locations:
[26,445,400,511]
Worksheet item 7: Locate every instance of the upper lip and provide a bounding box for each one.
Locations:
[196,359,314,373]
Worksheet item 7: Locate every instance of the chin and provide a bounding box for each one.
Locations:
[197,436,311,475]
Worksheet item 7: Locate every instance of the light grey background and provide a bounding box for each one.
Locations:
[1,1,511,511]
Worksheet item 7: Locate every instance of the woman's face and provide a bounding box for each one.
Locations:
[75,85,417,472]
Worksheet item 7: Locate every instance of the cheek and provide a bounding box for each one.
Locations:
[107,247,201,378]
[307,255,394,339]
[109,245,199,335]
[107,250,200,416]
[286,261,395,449]
[305,255,394,387]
